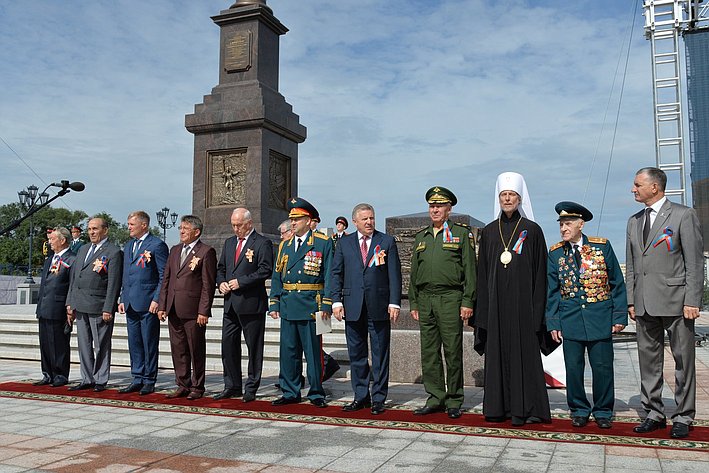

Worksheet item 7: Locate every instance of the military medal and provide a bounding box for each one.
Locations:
[498,217,522,268]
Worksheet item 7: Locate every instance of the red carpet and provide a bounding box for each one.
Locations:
[1,381,707,451]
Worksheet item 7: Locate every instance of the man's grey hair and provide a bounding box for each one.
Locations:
[352,203,375,220]
[181,215,203,233]
[232,208,252,221]
[128,210,150,224]
[278,220,290,232]
[53,227,71,243]
[637,167,667,192]
[89,216,109,229]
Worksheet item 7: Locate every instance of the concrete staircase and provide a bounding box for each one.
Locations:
[0,298,351,378]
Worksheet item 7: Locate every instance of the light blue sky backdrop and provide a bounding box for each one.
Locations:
[1,1,671,257]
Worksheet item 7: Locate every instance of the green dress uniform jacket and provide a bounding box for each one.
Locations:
[269,230,333,401]
[408,220,476,409]
[546,235,627,341]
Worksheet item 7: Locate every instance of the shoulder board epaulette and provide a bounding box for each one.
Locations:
[549,241,564,251]
[587,236,607,244]
[453,222,470,229]
[415,226,428,234]
[314,232,329,240]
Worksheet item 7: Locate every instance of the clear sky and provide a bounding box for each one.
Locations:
[0,0,672,257]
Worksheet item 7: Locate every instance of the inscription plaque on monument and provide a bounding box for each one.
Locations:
[224,31,252,72]
[268,150,290,210]
[207,149,247,207]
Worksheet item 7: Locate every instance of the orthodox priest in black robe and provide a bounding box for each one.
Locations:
[472,172,552,425]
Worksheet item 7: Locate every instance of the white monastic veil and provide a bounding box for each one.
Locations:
[493,171,566,387]
[493,171,535,221]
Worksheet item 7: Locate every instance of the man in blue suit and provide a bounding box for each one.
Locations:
[117,211,169,395]
[330,203,402,415]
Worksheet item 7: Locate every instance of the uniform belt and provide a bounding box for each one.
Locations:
[283,283,324,291]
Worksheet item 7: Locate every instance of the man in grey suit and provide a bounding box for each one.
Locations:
[66,217,123,392]
[626,167,703,439]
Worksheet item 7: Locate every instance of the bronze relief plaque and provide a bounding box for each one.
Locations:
[207,149,247,207]
[268,150,290,210]
[224,31,252,73]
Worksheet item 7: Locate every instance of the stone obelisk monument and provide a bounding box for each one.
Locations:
[185,0,306,249]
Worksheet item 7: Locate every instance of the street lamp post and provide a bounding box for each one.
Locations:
[156,207,178,242]
[18,185,49,283]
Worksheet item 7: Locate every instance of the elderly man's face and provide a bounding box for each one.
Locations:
[127,217,148,239]
[49,231,68,253]
[179,221,200,245]
[499,191,521,216]
[631,172,659,205]
[231,212,253,239]
[291,216,311,237]
[87,219,108,244]
[279,226,293,241]
[428,203,451,226]
[559,218,584,242]
[353,209,375,237]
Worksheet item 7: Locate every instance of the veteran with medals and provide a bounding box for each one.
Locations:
[269,198,334,408]
[473,172,550,425]
[409,186,476,419]
[545,202,627,429]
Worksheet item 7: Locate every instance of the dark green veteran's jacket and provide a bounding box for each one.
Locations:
[409,220,476,310]
[545,235,627,341]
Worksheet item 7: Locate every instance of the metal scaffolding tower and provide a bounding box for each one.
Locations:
[643,1,709,204]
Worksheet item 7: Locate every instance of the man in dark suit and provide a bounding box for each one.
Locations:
[66,217,123,392]
[35,226,76,387]
[70,226,84,253]
[214,208,273,402]
[330,203,402,415]
[626,167,703,439]
[158,215,217,400]
[117,211,169,395]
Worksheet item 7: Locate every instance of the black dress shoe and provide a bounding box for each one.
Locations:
[342,399,371,412]
[186,392,203,400]
[571,416,589,428]
[485,416,507,423]
[371,402,385,415]
[633,418,666,433]
[271,396,301,406]
[670,422,691,439]
[118,383,143,394]
[51,378,68,387]
[165,389,190,399]
[139,385,155,396]
[310,398,328,408]
[94,384,106,392]
[68,383,95,391]
[447,408,463,419]
[595,418,612,429]
[243,392,256,403]
[213,389,242,400]
[33,378,51,386]
[413,406,443,416]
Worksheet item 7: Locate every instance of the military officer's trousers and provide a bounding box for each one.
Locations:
[563,338,614,419]
[417,291,464,409]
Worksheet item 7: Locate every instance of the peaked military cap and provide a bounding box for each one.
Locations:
[288,197,318,219]
[555,201,593,222]
[426,186,457,206]
[335,216,348,229]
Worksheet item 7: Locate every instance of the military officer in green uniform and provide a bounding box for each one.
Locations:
[269,198,333,408]
[409,186,476,419]
[545,201,627,429]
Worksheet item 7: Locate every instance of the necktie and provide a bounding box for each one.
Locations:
[361,236,368,265]
[132,239,140,258]
[180,245,190,266]
[643,207,652,245]
[85,243,96,263]
[295,238,302,253]
[572,244,581,269]
[234,238,245,264]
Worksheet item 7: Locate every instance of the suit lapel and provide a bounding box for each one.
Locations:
[287,232,310,270]
[178,241,200,274]
[233,236,252,272]
[645,200,672,251]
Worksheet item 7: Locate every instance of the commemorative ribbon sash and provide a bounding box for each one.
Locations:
[93,256,108,274]
[136,250,152,268]
[512,230,527,255]
[367,244,387,267]
[653,226,674,251]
